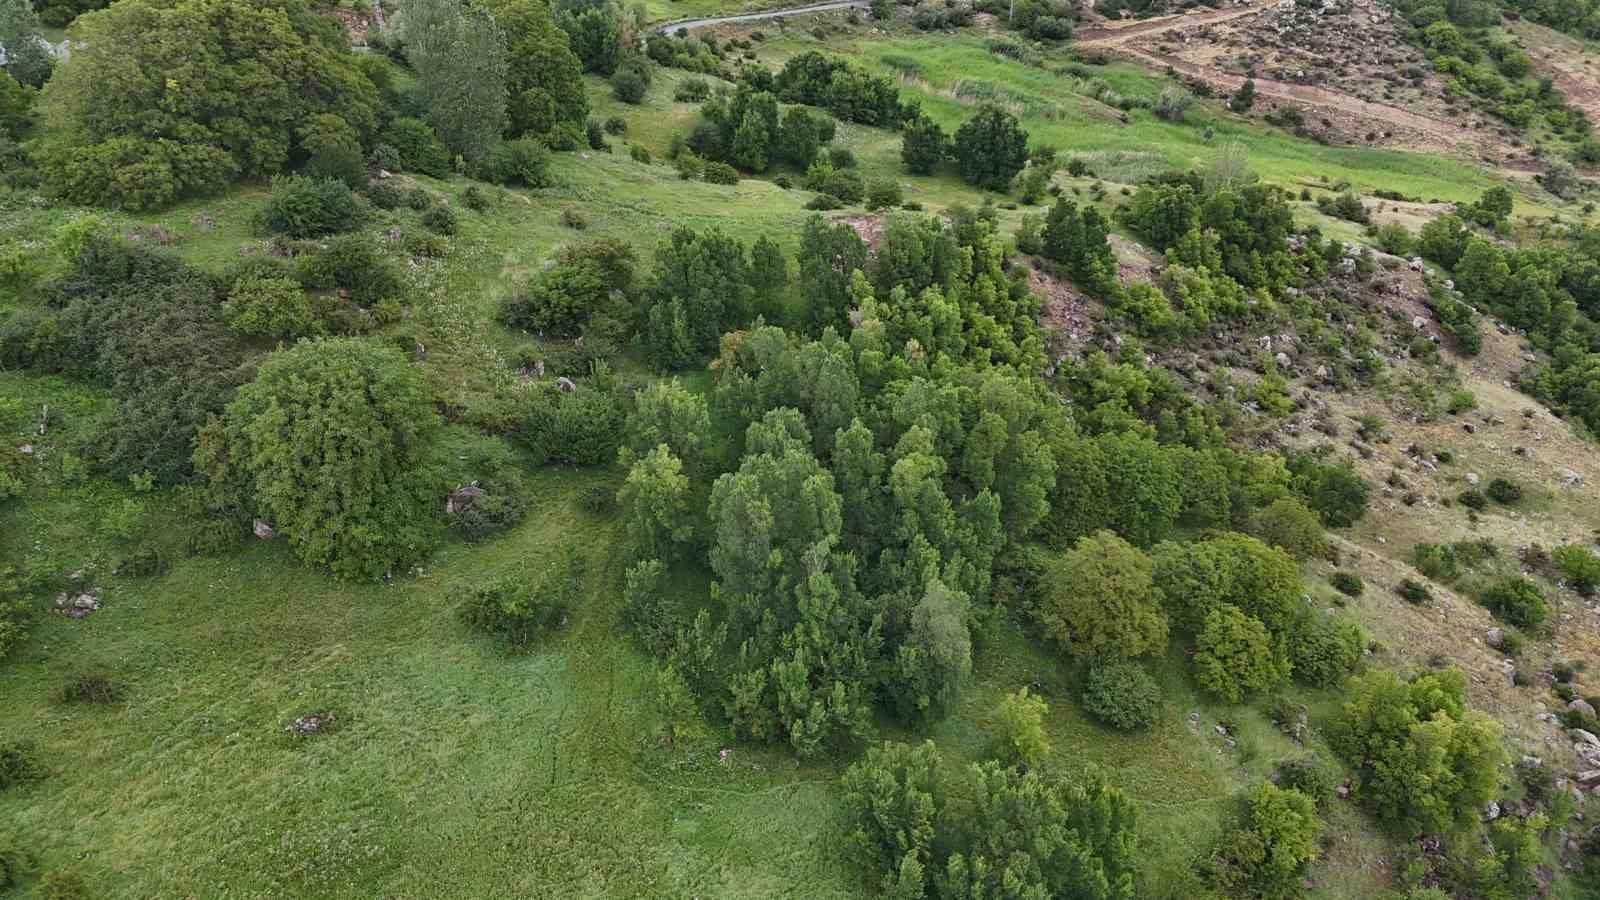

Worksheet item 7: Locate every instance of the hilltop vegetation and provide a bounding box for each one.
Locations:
[3,0,1600,897]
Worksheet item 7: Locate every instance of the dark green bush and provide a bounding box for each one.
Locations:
[1479,576,1548,628]
[258,175,362,238]
[611,66,647,104]
[0,741,41,790]
[805,193,842,210]
[1486,477,1522,504]
[57,672,122,704]
[1397,578,1432,603]
[1288,612,1364,688]
[297,235,402,306]
[420,204,459,235]
[1275,756,1338,806]
[480,139,552,188]
[381,117,450,177]
[1330,572,1364,596]
[1458,488,1487,510]
[1080,658,1162,731]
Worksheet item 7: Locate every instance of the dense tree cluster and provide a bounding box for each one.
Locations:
[774,51,906,127]
[1329,667,1504,835]
[1419,214,1600,435]
[39,0,378,209]
[688,84,839,173]
[841,740,1137,899]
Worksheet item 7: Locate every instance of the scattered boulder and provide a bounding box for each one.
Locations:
[54,587,101,620]
[445,483,486,515]
[285,713,334,737]
[1485,626,1504,648]
[1573,729,1600,749]
[1562,468,1584,487]
[1465,472,1480,486]
[1570,699,1598,719]
[555,376,577,392]
[253,519,275,540]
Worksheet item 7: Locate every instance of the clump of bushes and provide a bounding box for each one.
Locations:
[1479,576,1548,628]
[1205,782,1322,897]
[298,235,402,306]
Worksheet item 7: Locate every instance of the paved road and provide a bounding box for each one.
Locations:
[652,0,869,34]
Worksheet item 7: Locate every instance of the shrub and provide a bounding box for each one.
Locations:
[1289,612,1364,688]
[1317,191,1369,224]
[297,235,401,306]
[499,240,635,337]
[517,380,627,467]
[1486,477,1522,504]
[805,193,842,210]
[421,203,459,235]
[447,444,531,542]
[222,275,317,340]
[674,78,712,102]
[112,545,168,577]
[1080,658,1161,731]
[953,104,1030,191]
[560,208,588,230]
[611,66,647,104]
[381,117,451,177]
[586,118,608,151]
[1154,86,1193,122]
[258,175,362,238]
[462,185,490,211]
[57,672,122,704]
[703,161,739,184]
[362,179,406,210]
[480,139,553,187]
[866,179,902,211]
[1555,544,1600,595]
[1330,572,1364,596]
[1479,576,1548,628]
[603,115,627,135]
[993,687,1050,767]
[1398,578,1432,604]
[629,143,652,164]
[1275,756,1338,806]
[1458,487,1487,510]
[210,338,442,580]
[1288,455,1369,527]
[0,741,41,790]
[459,551,581,650]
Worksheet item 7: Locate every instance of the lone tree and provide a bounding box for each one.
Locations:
[211,338,444,580]
[952,104,1029,191]
[900,111,949,175]
[1229,78,1257,113]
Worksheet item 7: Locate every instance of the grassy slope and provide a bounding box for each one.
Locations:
[5,17,1591,898]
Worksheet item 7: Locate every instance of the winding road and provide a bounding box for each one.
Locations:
[651,0,868,34]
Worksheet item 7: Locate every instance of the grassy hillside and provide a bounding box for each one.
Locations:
[4,5,1600,899]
